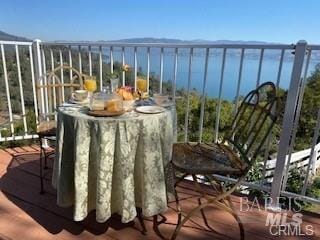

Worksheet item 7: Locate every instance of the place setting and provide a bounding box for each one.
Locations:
[67,74,175,117]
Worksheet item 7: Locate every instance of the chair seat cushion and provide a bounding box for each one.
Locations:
[172,142,247,176]
[37,121,56,137]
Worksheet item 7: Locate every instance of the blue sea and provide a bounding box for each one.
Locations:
[103,48,318,100]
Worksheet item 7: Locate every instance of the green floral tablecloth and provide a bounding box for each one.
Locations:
[52,106,176,223]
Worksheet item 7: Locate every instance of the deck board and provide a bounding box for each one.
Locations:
[0,148,319,240]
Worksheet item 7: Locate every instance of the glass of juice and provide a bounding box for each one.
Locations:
[84,76,97,109]
[137,78,148,99]
[84,76,97,92]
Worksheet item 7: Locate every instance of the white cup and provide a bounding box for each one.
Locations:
[72,90,88,101]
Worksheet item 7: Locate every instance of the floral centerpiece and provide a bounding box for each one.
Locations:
[106,64,137,110]
[107,64,131,80]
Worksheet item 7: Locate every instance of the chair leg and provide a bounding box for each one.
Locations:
[226,196,244,240]
[44,149,48,169]
[210,198,245,240]
[153,214,167,239]
[39,138,45,194]
[171,174,245,240]
[174,184,182,227]
[198,197,219,234]
[171,200,212,240]
[172,169,186,228]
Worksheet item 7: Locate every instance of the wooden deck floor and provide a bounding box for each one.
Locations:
[0,146,319,240]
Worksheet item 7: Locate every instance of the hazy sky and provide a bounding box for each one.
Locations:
[1,0,319,43]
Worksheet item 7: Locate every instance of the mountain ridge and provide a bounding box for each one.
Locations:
[97,38,277,45]
[0,31,30,42]
[0,30,279,45]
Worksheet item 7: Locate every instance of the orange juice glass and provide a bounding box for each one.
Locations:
[137,78,147,92]
[84,76,97,92]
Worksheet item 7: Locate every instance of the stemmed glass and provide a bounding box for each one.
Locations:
[136,78,147,99]
[84,76,97,109]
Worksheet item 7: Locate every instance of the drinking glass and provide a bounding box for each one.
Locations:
[110,78,119,93]
[84,76,97,109]
[84,76,97,92]
[137,78,147,99]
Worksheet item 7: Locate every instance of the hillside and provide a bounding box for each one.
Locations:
[0,31,30,42]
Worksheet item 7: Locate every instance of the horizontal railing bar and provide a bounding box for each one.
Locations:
[0,40,32,46]
[308,45,320,50]
[40,41,296,50]
[0,134,39,142]
[37,83,81,88]
[281,191,320,205]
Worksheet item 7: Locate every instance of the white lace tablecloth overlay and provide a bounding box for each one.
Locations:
[52,106,176,223]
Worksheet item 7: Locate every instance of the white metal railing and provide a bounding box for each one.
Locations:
[0,40,38,141]
[0,39,320,207]
[265,143,320,180]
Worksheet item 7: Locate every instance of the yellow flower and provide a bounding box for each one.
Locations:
[121,64,130,72]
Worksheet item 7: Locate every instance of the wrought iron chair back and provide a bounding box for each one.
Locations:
[223,81,278,168]
[36,65,85,115]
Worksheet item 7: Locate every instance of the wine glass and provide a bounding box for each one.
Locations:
[84,76,97,108]
[136,78,147,99]
[84,76,97,92]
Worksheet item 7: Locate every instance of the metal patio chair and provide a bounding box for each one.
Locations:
[171,81,278,239]
[36,65,84,193]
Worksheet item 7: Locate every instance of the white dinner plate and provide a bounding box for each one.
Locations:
[135,106,166,114]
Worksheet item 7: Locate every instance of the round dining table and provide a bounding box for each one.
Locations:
[52,105,176,223]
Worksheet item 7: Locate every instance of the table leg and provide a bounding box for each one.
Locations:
[136,208,147,235]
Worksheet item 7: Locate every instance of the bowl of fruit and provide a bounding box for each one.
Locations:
[116,86,136,111]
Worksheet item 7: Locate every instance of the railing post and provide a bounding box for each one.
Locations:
[33,39,49,148]
[33,39,45,114]
[269,40,308,209]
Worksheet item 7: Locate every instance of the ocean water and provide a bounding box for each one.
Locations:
[103,48,318,100]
